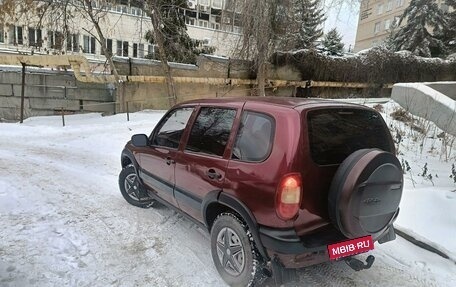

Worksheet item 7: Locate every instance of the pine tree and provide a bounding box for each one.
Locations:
[293,0,326,49]
[444,0,456,54]
[144,0,211,64]
[393,0,447,57]
[383,21,399,51]
[322,28,344,55]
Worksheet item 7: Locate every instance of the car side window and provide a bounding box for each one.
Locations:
[151,107,194,149]
[232,111,274,162]
[185,107,236,157]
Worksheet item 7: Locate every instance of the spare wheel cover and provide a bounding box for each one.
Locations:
[328,149,403,239]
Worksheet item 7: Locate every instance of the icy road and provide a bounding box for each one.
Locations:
[1,109,455,286]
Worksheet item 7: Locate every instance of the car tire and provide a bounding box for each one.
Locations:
[210,213,263,287]
[118,165,154,208]
[328,149,403,240]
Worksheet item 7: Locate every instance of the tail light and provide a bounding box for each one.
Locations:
[276,173,302,220]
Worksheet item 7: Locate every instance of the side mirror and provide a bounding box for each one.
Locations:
[131,134,149,147]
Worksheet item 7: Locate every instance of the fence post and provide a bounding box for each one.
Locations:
[61,107,65,127]
[126,101,130,122]
[20,63,26,123]
[305,80,312,98]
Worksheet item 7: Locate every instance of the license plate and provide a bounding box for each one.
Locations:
[327,235,374,260]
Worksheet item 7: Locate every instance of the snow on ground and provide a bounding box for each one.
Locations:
[1,103,456,286]
[371,101,456,258]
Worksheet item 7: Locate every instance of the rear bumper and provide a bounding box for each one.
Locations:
[259,224,345,268]
[259,224,395,269]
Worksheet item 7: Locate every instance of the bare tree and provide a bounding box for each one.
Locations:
[0,0,37,24]
[237,0,292,96]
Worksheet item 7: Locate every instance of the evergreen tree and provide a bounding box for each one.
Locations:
[322,28,344,55]
[293,0,326,49]
[393,0,447,57]
[444,0,456,54]
[144,0,213,64]
[382,21,399,51]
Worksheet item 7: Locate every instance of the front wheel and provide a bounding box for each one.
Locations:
[118,165,154,208]
[210,213,263,287]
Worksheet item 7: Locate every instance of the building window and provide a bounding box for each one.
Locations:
[102,38,113,55]
[28,27,42,47]
[377,4,383,15]
[66,33,79,52]
[386,1,393,11]
[210,22,220,30]
[133,43,138,58]
[384,19,391,30]
[122,41,128,57]
[198,20,208,28]
[83,35,96,54]
[48,30,63,49]
[186,17,196,26]
[10,25,23,45]
[0,26,3,43]
[116,40,122,56]
[131,7,141,16]
[138,43,144,58]
[396,0,404,7]
[148,44,154,57]
[374,22,381,33]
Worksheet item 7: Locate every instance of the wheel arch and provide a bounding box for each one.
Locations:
[121,148,138,170]
[202,191,269,260]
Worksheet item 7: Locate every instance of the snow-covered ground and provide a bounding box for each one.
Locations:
[1,102,456,286]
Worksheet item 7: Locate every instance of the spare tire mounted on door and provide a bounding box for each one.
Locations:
[328,149,403,240]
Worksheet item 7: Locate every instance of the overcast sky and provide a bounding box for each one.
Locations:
[323,2,360,51]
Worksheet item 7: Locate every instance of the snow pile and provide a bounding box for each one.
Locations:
[1,103,456,286]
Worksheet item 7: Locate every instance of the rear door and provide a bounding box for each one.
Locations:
[138,107,195,207]
[174,105,241,222]
[302,107,394,216]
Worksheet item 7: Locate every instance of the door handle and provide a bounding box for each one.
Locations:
[166,157,175,165]
[206,169,222,180]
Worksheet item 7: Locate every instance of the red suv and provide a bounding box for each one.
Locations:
[119,97,403,286]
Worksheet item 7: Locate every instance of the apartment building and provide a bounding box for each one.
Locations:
[0,0,242,61]
[354,0,450,52]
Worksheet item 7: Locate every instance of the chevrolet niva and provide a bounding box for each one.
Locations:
[119,97,403,286]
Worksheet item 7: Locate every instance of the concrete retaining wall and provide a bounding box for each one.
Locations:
[0,67,115,120]
[391,82,456,136]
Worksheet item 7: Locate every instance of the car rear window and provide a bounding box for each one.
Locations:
[307,108,391,165]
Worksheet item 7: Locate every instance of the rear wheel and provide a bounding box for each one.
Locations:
[118,165,154,208]
[210,213,263,287]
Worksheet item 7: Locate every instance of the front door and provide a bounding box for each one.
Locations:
[174,106,240,222]
[138,107,194,207]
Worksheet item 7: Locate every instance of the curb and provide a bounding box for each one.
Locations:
[394,227,456,264]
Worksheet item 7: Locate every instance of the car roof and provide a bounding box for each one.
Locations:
[179,96,365,110]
